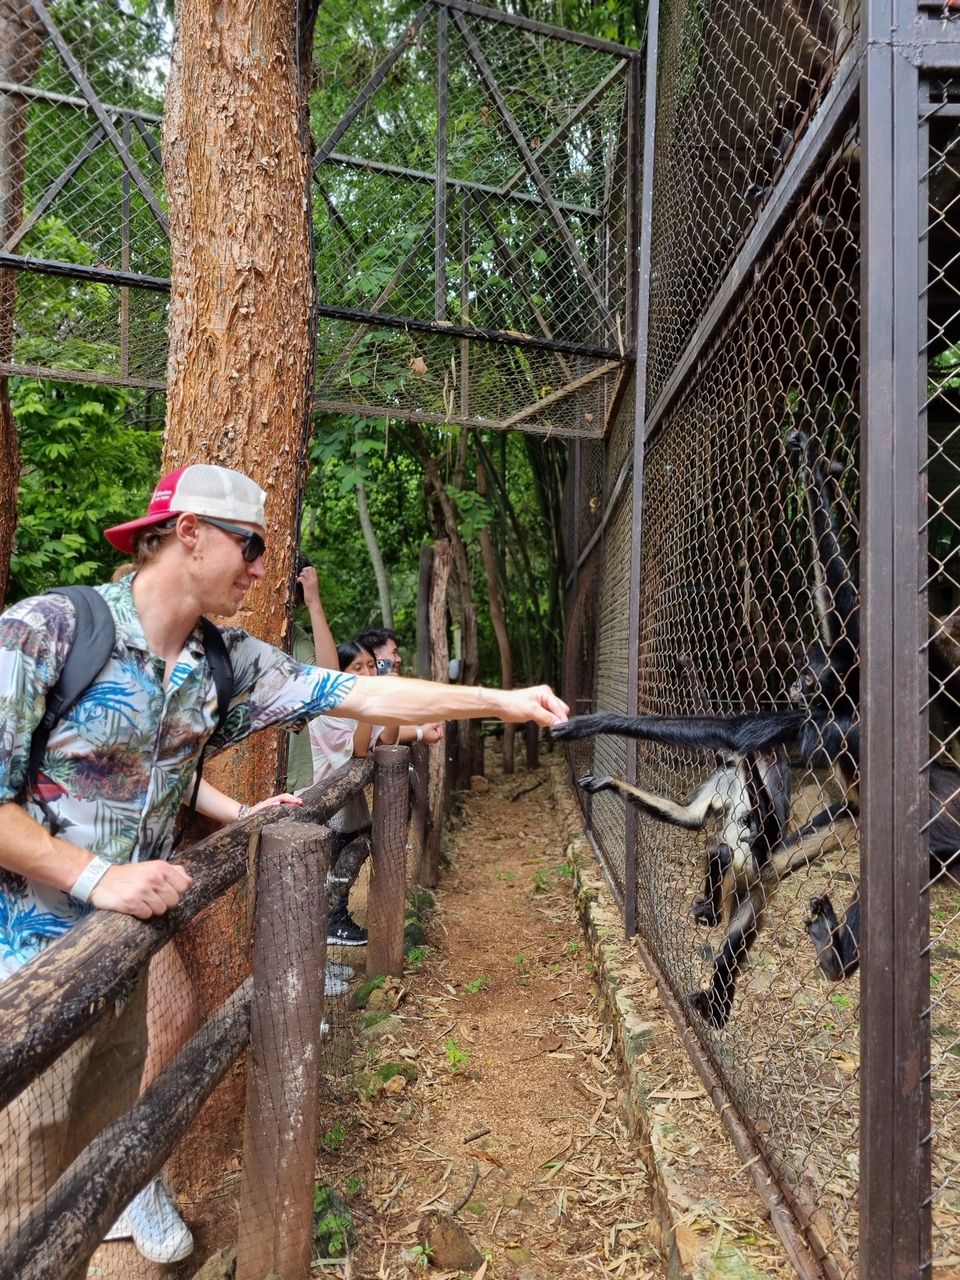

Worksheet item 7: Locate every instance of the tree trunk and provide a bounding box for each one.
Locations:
[161,0,317,1208]
[406,422,481,782]
[0,2,45,605]
[357,481,393,627]
[476,457,514,774]
[425,540,452,885]
[162,0,316,798]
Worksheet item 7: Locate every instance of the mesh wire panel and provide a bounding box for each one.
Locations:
[644,0,859,408]
[590,485,634,904]
[3,0,634,429]
[922,92,960,1278]
[627,127,861,1276]
[0,0,170,384]
[312,0,634,433]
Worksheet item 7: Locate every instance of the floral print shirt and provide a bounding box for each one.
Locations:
[0,576,356,978]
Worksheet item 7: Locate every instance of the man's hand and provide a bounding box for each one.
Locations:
[422,722,444,744]
[297,565,320,608]
[496,686,569,727]
[90,861,193,919]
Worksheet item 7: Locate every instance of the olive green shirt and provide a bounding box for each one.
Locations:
[286,621,318,792]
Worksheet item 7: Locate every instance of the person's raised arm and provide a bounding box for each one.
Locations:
[335,678,568,729]
[298,565,338,671]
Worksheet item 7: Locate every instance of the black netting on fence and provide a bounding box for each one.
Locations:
[311,0,636,433]
[3,0,638,433]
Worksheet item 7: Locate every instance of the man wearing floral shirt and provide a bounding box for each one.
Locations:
[0,463,567,1270]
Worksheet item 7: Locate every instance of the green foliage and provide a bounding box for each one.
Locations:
[443,1036,470,1073]
[462,975,489,994]
[320,1120,347,1153]
[9,378,162,601]
[350,974,386,1010]
[312,1184,357,1259]
[531,867,552,894]
[406,945,429,969]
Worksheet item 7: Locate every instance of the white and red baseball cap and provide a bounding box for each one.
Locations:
[104,464,267,553]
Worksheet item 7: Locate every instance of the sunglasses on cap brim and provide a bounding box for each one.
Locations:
[198,515,266,563]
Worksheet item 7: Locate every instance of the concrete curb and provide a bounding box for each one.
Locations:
[547,762,792,1280]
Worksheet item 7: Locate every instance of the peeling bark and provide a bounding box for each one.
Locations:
[0,2,45,604]
[161,0,318,1201]
[162,0,316,802]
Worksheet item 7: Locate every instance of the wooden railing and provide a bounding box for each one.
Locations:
[0,744,413,1280]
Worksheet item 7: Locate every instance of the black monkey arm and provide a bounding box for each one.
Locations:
[786,429,860,655]
[551,710,808,755]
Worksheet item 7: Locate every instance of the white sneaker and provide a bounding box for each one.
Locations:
[325,972,349,997]
[120,1177,194,1264]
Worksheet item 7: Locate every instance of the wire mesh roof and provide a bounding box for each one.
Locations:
[0,0,639,435]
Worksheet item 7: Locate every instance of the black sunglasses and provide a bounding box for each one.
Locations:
[198,516,266,563]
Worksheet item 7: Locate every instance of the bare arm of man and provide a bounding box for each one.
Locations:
[0,801,192,920]
[336,678,568,728]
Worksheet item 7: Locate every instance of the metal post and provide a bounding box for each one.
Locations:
[120,115,130,378]
[367,745,411,978]
[236,821,331,1280]
[860,1,928,1274]
[435,4,449,321]
[622,0,660,942]
[525,720,540,769]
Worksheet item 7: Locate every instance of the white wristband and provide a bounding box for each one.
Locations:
[69,856,113,904]
[415,726,424,743]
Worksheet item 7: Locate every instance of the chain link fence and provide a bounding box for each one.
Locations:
[562,3,960,1278]
[922,82,960,1279]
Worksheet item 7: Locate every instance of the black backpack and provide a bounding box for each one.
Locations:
[25,585,234,838]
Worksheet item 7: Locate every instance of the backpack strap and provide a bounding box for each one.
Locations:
[26,587,116,830]
[176,617,235,840]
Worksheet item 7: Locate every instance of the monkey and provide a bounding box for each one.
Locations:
[555,428,960,1004]
[576,737,848,1027]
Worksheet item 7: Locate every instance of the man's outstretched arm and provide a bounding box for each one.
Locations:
[336,678,568,729]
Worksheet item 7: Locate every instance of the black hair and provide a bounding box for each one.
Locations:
[337,639,374,672]
[355,627,398,653]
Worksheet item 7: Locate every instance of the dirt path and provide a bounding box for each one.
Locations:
[320,762,662,1280]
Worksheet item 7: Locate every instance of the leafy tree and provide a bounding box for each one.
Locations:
[8,376,162,600]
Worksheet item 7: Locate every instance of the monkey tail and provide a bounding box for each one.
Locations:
[551,711,808,755]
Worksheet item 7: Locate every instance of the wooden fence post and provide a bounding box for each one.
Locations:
[366,745,411,978]
[525,721,540,770]
[409,739,430,885]
[236,819,331,1280]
